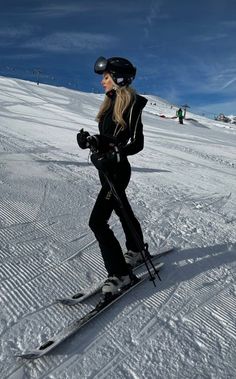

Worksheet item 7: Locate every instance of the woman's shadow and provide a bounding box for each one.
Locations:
[48,242,235,358]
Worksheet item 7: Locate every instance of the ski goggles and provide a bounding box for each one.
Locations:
[94,56,108,74]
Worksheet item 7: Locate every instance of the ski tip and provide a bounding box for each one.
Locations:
[54,292,85,305]
[72,292,84,299]
[16,351,42,360]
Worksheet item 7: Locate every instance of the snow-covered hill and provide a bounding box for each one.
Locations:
[0,76,235,379]
[227,115,236,124]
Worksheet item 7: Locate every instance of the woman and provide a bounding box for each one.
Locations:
[77,56,147,296]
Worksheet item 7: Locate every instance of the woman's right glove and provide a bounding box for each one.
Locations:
[77,129,100,151]
[77,129,90,149]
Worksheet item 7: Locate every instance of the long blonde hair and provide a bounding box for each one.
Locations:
[96,86,136,130]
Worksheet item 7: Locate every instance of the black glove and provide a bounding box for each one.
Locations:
[77,129,90,149]
[91,145,125,172]
[87,135,99,151]
[77,129,100,151]
[90,152,108,172]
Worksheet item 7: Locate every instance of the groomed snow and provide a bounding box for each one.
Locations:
[0,76,235,379]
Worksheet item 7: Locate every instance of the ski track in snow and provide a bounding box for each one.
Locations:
[0,77,235,379]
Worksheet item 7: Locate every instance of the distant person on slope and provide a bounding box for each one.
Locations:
[77,56,147,296]
[177,108,184,124]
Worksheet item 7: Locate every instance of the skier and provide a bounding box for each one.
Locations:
[177,108,184,124]
[77,56,147,296]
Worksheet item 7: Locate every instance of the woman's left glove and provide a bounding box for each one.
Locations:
[90,152,107,171]
[91,145,125,172]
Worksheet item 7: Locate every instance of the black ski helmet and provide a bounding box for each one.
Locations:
[94,56,136,86]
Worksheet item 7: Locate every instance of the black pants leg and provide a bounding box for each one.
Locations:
[89,161,144,276]
[112,190,144,252]
[89,183,129,276]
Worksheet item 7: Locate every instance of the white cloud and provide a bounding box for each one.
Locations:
[23,32,117,52]
[35,3,99,16]
[23,2,139,18]
[192,33,228,43]
[164,53,236,96]
[197,99,236,116]
[146,2,162,25]
[220,76,236,90]
[221,20,236,28]
[0,25,38,48]
[0,25,35,39]
[143,1,166,38]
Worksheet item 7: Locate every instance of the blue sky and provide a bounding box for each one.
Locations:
[1,0,236,116]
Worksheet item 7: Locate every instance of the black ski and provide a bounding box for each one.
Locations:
[54,245,173,306]
[17,262,164,360]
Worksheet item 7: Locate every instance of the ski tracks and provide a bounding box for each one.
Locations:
[128,176,235,251]
[0,131,107,378]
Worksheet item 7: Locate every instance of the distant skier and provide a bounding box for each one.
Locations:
[177,108,184,124]
[77,56,147,296]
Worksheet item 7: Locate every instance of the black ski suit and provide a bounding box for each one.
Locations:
[89,92,147,277]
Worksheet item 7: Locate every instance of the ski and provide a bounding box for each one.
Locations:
[54,245,174,306]
[17,262,164,360]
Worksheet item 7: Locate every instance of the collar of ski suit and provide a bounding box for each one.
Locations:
[105,89,117,100]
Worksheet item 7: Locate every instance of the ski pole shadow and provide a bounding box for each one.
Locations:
[132,167,171,174]
[164,242,236,278]
[145,242,236,298]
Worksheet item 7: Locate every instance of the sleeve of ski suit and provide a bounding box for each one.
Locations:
[122,96,147,156]
[122,107,143,155]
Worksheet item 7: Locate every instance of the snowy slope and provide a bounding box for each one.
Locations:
[0,76,235,379]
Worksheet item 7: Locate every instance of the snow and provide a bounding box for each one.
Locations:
[227,115,236,125]
[0,76,235,379]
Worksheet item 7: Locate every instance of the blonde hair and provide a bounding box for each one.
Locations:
[96,86,136,130]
